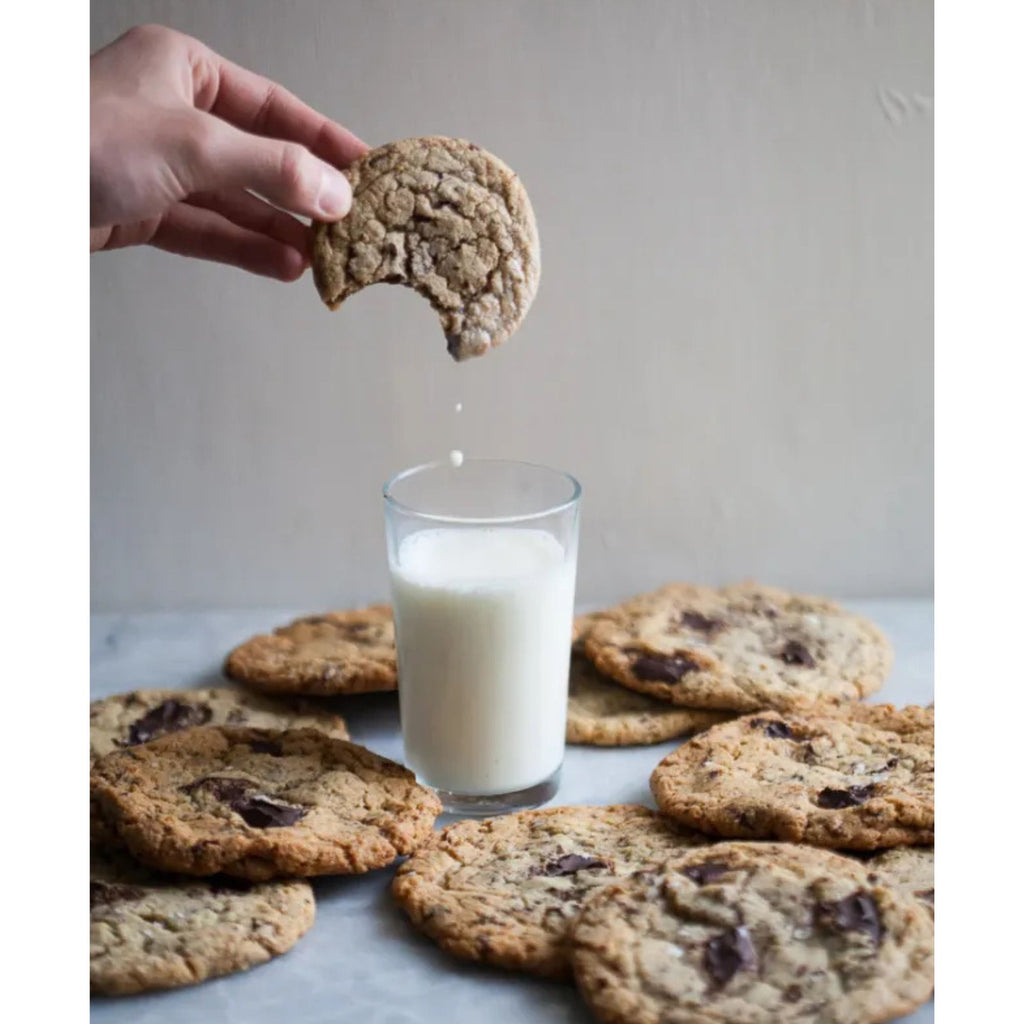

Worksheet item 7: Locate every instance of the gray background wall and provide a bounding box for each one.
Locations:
[90,0,933,612]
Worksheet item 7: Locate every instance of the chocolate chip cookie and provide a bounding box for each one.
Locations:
[90,687,349,762]
[585,583,892,712]
[567,654,733,746]
[392,805,705,979]
[867,846,934,917]
[91,846,315,995]
[650,706,933,849]
[570,841,934,1024]
[312,136,540,361]
[224,605,397,696]
[92,726,441,880]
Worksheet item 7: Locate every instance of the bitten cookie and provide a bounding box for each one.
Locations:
[224,606,397,696]
[92,726,441,880]
[585,582,892,712]
[91,846,314,995]
[570,841,934,1024]
[649,706,933,849]
[567,655,733,746]
[867,846,934,917]
[312,136,540,361]
[392,804,705,979]
[90,687,349,762]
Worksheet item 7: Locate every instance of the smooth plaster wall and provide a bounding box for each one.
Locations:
[90,0,933,611]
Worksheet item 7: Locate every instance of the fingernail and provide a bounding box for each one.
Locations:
[317,168,351,218]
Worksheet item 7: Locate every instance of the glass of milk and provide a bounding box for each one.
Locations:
[384,459,581,815]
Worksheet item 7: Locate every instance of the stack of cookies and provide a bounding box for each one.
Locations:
[392,582,934,1023]
[89,684,441,995]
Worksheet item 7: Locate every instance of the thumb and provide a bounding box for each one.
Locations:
[180,111,354,220]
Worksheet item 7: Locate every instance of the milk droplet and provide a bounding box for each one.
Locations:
[448,449,464,468]
[454,402,463,414]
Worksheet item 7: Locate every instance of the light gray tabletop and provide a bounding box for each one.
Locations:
[91,599,933,1024]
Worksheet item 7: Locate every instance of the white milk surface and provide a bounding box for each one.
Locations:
[390,527,576,795]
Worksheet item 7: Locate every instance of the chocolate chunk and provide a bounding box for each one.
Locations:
[682,861,729,885]
[90,881,146,908]
[778,640,815,666]
[629,651,701,683]
[541,854,607,877]
[126,699,212,745]
[914,888,935,904]
[817,891,883,944]
[816,785,876,809]
[679,611,723,635]
[884,757,899,770]
[704,926,757,986]
[249,739,284,756]
[783,984,803,1003]
[233,795,306,829]
[750,718,794,739]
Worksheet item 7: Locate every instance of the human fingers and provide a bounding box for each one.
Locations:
[182,111,353,220]
[149,202,307,280]
[191,47,369,168]
[185,189,311,255]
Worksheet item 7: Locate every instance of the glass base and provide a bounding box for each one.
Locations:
[434,766,561,817]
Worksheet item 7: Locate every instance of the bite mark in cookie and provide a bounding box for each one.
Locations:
[312,137,540,361]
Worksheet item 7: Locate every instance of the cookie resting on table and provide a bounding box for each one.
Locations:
[91,726,441,880]
[649,706,933,849]
[224,605,397,696]
[392,804,706,979]
[570,841,934,1024]
[90,686,349,762]
[90,846,314,995]
[585,582,892,713]
[566,654,733,746]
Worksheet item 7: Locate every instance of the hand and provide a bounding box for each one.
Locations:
[90,24,368,281]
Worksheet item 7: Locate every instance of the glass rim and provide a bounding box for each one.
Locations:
[382,457,582,526]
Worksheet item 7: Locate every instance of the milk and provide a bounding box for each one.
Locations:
[390,527,576,795]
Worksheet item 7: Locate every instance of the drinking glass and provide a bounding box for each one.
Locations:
[383,458,581,814]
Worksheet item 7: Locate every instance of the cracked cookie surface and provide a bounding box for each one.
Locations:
[92,726,441,880]
[90,846,314,995]
[650,706,933,849]
[567,654,733,746]
[312,136,540,361]
[392,804,705,979]
[224,605,397,696]
[585,583,891,712]
[90,687,349,762]
[570,841,934,1024]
